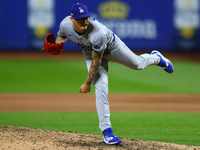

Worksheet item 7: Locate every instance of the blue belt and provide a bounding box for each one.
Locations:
[113,33,115,42]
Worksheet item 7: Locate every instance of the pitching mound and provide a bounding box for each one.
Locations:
[0,126,199,150]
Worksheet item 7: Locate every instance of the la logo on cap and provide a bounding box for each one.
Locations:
[79,7,84,13]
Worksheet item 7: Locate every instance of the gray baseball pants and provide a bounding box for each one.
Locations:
[83,35,160,132]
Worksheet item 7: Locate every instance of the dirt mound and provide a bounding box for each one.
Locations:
[0,126,199,150]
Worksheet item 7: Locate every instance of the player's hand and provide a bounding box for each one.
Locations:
[79,82,91,93]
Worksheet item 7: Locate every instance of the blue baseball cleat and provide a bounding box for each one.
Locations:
[102,128,122,145]
[151,50,174,74]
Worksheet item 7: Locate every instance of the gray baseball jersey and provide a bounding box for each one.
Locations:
[57,16,160,132]
[57,16,115,54]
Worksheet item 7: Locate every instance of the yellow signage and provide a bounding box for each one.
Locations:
[98,0,130,19]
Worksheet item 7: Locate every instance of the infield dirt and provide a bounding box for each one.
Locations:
[1,125,200,150]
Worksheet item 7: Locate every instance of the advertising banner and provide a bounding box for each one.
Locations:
[174,0,199,51]
[0,0,199,51]
[28,0,55,49]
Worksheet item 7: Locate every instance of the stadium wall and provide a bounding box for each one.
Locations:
[0,0,199,52]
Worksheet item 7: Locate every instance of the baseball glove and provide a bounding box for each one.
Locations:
[42,33,64,56]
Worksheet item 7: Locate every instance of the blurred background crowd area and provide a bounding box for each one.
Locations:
[0,0,200,53]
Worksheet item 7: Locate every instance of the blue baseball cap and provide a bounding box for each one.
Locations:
[71,3,91,19]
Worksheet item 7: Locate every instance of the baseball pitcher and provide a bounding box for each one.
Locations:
[42,3,174,145]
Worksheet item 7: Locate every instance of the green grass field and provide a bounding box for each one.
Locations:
[0,59,200,146]
[0,59,200,93]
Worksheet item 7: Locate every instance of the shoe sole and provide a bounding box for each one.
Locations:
[102,140,122,145]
